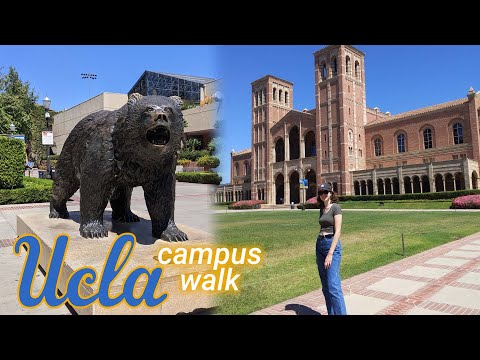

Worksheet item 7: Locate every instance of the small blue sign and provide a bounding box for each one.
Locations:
[10,134,25,142]
[299,179,308,187]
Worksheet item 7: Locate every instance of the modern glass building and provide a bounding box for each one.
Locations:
[128,71,216,104]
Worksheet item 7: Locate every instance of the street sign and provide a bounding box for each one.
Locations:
[10,134,25,142]
[42,131,54,145]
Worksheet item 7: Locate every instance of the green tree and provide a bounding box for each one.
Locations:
[29,105,57,162]
[0,66,38,143]
[186,138,201,151]
[208,137,224,155]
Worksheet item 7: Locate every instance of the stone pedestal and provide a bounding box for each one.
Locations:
[16,210,216,315]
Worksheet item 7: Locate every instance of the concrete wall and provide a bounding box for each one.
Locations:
[53,93,127,154]
[204,79,222,97]
[53,91,217,155]
[183,102,218,135]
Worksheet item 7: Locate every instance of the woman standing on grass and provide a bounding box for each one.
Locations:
[316,183,347,315]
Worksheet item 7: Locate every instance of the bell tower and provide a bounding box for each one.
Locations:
[251,75,293,201]
[314,45,366,195]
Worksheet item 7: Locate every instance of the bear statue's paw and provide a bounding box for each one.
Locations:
[112,211,140,223]
[49,208,69,219]
[79,220,109,239]
[154,222,188,242]
[160,228,189,242]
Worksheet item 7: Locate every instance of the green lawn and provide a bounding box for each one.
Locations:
[340,199,452,209]
[213,210,480,315]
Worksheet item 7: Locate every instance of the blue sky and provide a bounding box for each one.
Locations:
[0,45,219,111]
[217,45,480,184]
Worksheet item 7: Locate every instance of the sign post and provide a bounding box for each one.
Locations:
[42,131,54,146]
[299,179,308,210]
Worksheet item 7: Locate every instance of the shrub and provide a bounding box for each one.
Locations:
[339,190,480,202]
[207,139,216,154]
[38,159,58,170]
[450,195,480,209]
[228,200,264,210]
[306,196,318,204]
[216,201,235,206]
[196,155,220,169]
[0,137,26,189]
[178,149,210,161]
[177,159,191,166]
[41,154,60,161]
[175,172,222,185]
[0,177,52,204]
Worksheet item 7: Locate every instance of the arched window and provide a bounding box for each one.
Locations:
[289,126,300,160]
[244,161,250,176]
[255,92,258,107]
[453,123,463,144]
[304,131,316,157]
[285,91,289,105]
[279,90,283,103]
[263,88,266,104]
[235,162,239,177]
[355,61,360,79]
[374,138,382,156]
[346,56,351,76]
[275,138,285,162]
[348,129,353,156]
[273,88,277,101]
[397,133,406,153]
[331,57,337,77]
[321,63,327,81]
[423,128,433,149]
[348,129,353,143]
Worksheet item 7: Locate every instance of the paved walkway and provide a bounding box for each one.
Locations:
[252,231,480,315]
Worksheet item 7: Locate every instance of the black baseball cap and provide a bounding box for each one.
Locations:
[318,183,333,192]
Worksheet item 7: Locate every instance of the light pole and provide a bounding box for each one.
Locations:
[9,123,15,137]
[81,73,97,98]
[43,96,52,179]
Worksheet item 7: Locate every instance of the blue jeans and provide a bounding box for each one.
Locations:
[316,235,347,315]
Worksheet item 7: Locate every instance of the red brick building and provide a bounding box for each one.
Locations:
[215,45,480,204]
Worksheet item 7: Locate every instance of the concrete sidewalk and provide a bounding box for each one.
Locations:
[0,181,217,315]
[252,231,480,315]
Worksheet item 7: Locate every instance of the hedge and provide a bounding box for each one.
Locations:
[296,190,480,209]
[216,201,235,206]
[175,172,222,185]
[228,200,264,210]
[0,137,26,189]
[339,190,480,202]
[450,195,480,209]
[178,149,210,162]
[196,155,220,168]
[0,177,52,205]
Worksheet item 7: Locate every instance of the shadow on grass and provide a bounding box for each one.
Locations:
[284,303,322,315]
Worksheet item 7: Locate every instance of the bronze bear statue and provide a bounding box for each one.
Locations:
[49,93,188,242]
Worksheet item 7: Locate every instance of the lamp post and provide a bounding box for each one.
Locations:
[9,123,15,137]
[81,73,97,98]
[43,96,52,179]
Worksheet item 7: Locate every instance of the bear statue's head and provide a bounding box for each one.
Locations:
[122,93,185,159]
